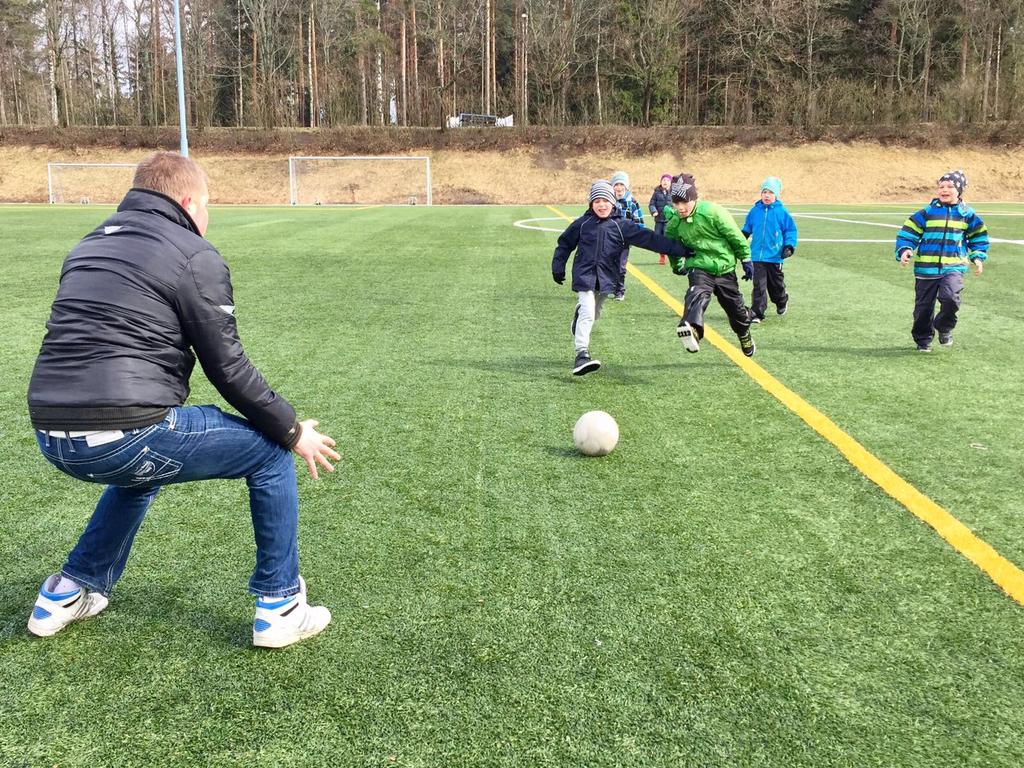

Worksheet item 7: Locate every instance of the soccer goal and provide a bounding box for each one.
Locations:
[47,163,137,204]
[288,156,432,206]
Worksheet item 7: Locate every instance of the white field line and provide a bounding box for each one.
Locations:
[514,217,566,233]
[790,212,1024,246]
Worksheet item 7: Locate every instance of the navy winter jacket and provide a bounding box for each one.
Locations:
[552,208,685,293]
[648,187,672,222]
[741,200,798,264]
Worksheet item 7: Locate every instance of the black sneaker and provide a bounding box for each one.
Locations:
[572,351,601,375]
[938,333,953,347]
[776,305,787,316]
[916,343,932,353]
[739,333,756,357]
[750,315,763,325]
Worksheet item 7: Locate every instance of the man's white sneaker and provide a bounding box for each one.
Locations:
[253,576,331,649]
[27,574,109,637]
[676,321,700,353]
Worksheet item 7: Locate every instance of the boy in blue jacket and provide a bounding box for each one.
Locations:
[552,180,688,375]
[741,176,798,323]
[895,170,989,352]
[610,170,645,300]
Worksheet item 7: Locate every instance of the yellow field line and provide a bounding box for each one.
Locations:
[546,204,1024,605]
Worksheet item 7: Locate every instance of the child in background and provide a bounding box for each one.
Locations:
[649,173,673,265]
[610,170,645,300]
[663,173,757,357]
[552,180,688,375]
[741,176,798,322]
[895,170,988,352]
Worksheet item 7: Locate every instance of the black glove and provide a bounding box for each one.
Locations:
[553,272,565,285]
[672,264,687,276]
[782,246,795,259]
[741,261,753,281]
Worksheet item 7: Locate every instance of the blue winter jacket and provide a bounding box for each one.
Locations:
[741,200,798,264]
[894,199,989,277]
[552,208,684,293]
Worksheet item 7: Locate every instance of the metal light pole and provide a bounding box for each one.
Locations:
[172,0,189,156]
[521,13,528,126]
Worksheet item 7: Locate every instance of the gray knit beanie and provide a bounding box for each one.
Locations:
[589,180,616,206]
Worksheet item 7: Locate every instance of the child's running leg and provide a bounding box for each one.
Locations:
[714,274,756,356]
[766,264,789,314]
[933,272,964,338]
[912,278,940,348]
[572,290,599,353]
[681,271,716,339]
[615,248,629,300]
[713,274,754,337]
[750,263,769,320]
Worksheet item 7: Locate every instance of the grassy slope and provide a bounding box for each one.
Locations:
[0,205,1022,767]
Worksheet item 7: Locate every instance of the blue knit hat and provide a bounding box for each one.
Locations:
[761,176,783,198]
[589,180,616,206]
[610,171,630,189]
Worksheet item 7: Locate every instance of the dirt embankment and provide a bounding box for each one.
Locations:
[3,125,1024,204]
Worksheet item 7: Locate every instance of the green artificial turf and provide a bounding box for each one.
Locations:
[1,202,1023,767]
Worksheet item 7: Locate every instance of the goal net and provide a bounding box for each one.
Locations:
[48,163,137,204]
[288,156,432,206]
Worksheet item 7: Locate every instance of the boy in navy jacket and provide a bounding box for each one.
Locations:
[552,180,688,375]
[741,176,798,322]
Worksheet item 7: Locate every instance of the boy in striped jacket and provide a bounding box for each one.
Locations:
[610,171,644,300]
[895,171,989,352]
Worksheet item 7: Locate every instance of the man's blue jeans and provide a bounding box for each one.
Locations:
[36,405,300,598]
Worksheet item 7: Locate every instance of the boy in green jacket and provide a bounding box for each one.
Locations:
[664,174,756,357]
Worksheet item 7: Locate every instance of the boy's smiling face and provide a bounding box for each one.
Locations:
[592,198,614,218]
[937,180,959,204]
[612,183,627,200]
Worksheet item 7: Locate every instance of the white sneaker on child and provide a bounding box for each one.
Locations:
[27,574,109,637]
[677,321,700,353]
[252,576,332,649]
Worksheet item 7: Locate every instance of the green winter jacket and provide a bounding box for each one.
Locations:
[664,201,751,276]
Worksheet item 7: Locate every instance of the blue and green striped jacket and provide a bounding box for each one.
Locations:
[894,199,989,277]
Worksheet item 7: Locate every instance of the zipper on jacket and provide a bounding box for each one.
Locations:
[759,205,770,260]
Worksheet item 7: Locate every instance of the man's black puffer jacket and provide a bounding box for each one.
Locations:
[28,188,301,448]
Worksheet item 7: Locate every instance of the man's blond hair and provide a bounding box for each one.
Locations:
[133,151,208,201]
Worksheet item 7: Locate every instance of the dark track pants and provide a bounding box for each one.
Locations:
[751,262,788,319]
[682,269,752,338]
[913,272,963,345]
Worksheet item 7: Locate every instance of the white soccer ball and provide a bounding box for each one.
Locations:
[573,410,619,457]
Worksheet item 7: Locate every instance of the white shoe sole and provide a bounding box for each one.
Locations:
[677,323,700,353]
[572,360,601,375]
[253,621,331,649]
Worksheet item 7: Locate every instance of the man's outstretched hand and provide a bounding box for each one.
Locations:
[293,419,341,479]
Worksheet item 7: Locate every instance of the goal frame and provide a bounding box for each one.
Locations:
[47,162,138,204]
[287,155,432,207]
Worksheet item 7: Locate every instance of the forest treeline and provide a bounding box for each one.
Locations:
[1,0,1023,131]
